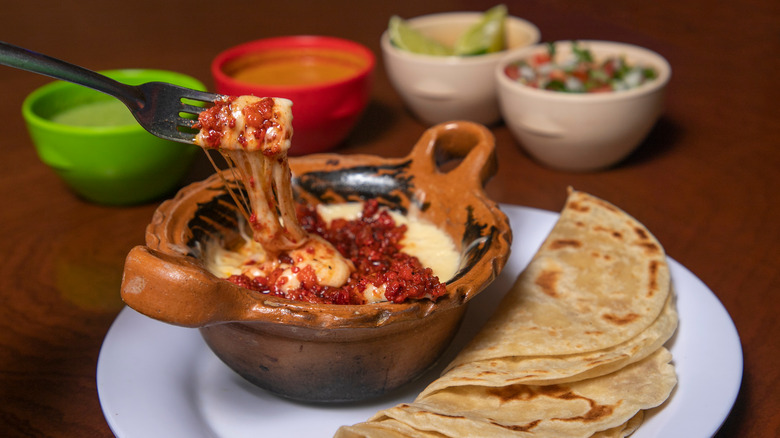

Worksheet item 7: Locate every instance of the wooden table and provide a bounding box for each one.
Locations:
[1,1,776,436]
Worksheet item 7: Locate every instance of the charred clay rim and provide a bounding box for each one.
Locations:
[146,166,510,328]
[144,123,512,329]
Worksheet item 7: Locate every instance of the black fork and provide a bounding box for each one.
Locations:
[0,40,224,143]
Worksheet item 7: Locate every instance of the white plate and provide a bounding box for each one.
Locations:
[97,205,743,437]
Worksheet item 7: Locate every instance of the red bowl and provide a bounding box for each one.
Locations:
[211,36,375,155]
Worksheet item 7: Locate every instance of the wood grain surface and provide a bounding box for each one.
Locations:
[0,0,776,436]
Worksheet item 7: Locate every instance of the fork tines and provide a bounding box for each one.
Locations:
[168,86,224,138]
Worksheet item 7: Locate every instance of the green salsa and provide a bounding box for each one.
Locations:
[52,99,137,127]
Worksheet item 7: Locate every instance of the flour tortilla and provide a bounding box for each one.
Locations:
[591,411,644,438]
[419,292,677,397]
[447,190,671,364]
[335,191,677,438]
[361,348,675,438]
[335,417,446,438]
[336,411,645,438]
[336,412,643,438]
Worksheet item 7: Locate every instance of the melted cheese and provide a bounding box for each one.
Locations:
[194,96,458,302]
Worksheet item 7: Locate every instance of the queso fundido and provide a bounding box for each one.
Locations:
[206,200,458,305]
[193,96,458,305]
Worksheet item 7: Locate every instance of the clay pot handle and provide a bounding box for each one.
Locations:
[408,121,498,190]
[121,245,257,327]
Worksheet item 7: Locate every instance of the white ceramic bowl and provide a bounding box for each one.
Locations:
[496,40,671,171]
[381,12,540,126]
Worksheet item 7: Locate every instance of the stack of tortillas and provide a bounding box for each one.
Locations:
[336,190,678,438]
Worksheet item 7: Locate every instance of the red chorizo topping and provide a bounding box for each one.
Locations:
[193,96,238,148]
[242,98,284,155]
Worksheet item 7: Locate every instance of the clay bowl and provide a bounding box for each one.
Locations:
[120,121,512,403]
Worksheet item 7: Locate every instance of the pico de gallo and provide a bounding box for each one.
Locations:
[504,41,658,93]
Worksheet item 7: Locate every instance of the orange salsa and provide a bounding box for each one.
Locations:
[225,48,370,86]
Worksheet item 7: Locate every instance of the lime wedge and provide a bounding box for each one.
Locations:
[388,15,452,56]
[453,4,508,56]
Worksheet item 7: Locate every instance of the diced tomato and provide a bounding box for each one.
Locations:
[548,69,567,82]
[531,52,551,65]
[571,69,589,82]
[602,60,616,77]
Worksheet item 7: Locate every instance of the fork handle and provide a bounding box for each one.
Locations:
[0,40,144,107]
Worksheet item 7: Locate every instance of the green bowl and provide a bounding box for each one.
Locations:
[22,69,206,205]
